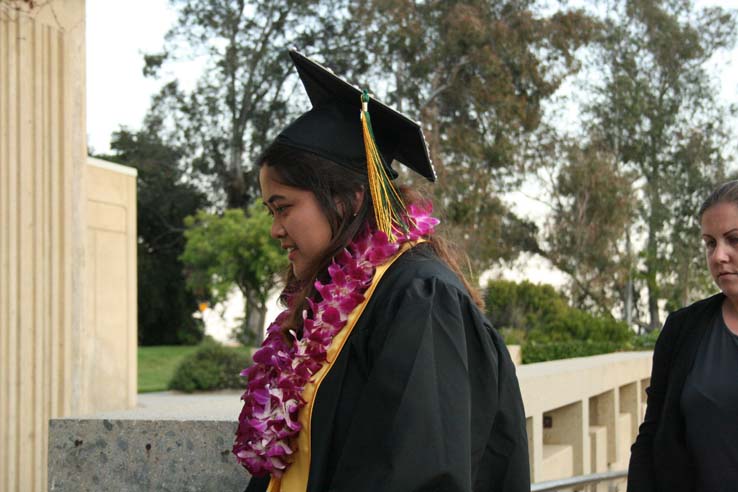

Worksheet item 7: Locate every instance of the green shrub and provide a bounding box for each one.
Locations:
[485,280,568,333]
[486,279,625,340]
[630,329,660,350]
[526,309,632,345]
[499,327,527,346]
[168,340,248,392]
[522,340,622,364]
[486,279,638,363]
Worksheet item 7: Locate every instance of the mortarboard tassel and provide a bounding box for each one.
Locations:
[360,90,408,241]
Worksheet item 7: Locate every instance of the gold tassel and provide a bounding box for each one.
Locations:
[360,90,407,241]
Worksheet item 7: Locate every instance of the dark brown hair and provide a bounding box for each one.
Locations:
[698,180,738,222]
[258,141,483,334]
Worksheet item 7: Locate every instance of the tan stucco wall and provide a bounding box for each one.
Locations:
[1,2,137,490]
[83,157,137,414]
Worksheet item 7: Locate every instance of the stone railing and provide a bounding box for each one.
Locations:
[48,351,651,491]
[519,351,651,490]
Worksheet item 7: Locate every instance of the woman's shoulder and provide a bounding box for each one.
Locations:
[381,242,464,292]
[655,293,724,352]
[665,292,724,327]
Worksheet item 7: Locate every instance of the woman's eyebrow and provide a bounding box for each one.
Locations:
[266,194,286,204]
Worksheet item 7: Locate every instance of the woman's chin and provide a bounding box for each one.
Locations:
[291,263,306,281]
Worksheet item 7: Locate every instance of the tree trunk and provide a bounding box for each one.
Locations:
[645,212,661,332]
[242,292,263,346]
[226,143,247,209]
[256,301,267,346]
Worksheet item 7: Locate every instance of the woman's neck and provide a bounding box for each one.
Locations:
[721,296,738,335]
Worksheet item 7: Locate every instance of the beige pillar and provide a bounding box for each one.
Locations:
[527,414,544,483]
[619,382,640,444]
[543,399,589,480]
[0,1,86,490]
[589,389,617,465]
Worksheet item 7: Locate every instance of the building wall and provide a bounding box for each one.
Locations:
[83,157,137,414]
[0,2,140,490]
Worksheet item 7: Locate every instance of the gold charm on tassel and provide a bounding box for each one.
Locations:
[360,90,408,241]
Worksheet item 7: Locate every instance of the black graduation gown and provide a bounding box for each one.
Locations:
[246,244,529,492]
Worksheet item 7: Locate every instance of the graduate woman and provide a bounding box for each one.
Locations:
[233,51,529,492]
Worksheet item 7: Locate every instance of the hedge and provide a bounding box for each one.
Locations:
[168,340,248,392]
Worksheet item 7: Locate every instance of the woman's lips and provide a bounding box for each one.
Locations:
[288,248,298,262]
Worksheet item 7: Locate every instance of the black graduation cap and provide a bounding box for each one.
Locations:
[276,50,436,182]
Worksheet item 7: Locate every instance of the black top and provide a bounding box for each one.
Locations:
[246,244,530,492]
[627,293,724,492]
[680,313,738,492]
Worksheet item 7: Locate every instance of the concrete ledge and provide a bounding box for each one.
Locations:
[48,419,249,491]
[49,354,653,489]
[49,392,251,491]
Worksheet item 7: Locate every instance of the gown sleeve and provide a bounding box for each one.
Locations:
[324,276,528,492]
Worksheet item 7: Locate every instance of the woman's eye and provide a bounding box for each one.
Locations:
[275,205,290,214]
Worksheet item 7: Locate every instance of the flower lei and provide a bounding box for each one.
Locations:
[233,204,439,477]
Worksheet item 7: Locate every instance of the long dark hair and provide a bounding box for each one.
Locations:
[258,141,483,334]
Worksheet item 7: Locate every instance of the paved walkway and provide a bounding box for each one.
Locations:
[85,390,244,421]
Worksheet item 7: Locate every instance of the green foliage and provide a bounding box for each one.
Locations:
[180,204,287,344]
[630,329,661,351]
[499,328,526,347]
[99,127,209,346]
[571,0,736,329]
[541,140,635,313]
[486,280,568,333]
[522,341,622,364]
[168,340,249,393]
[486,279,635,363]
[486,279,631,343]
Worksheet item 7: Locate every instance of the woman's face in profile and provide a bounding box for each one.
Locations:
[701,201,738,300]
[259,165,332,280]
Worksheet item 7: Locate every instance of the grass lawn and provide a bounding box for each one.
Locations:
[138,344,254,393]
[138,345,199,393]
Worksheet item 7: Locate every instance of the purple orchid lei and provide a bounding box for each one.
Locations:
[233,204,439,477]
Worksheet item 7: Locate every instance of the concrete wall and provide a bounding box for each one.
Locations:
[2,2,138,490]
[47,351,653,490]
[83,157,137,414]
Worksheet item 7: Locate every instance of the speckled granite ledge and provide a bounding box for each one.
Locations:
[48,392,252,491]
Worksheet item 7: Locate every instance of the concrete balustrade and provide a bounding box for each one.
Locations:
[48,351,653,490]
[518,351,652,490]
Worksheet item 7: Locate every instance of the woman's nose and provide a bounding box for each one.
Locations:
[270,219,285,239]
[714,241,731,262]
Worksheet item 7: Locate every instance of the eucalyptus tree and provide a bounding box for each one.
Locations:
[144,0,347,209]
[586,0,736,330]
[328,0,600,277]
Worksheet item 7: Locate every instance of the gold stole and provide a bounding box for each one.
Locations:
[267,242,417,492]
